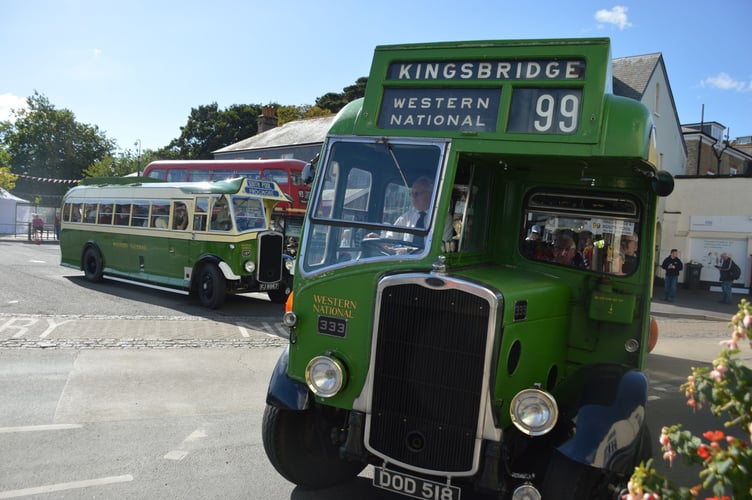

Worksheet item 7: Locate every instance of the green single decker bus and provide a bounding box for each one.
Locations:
[263,38,675,499]
[60,177,294,308]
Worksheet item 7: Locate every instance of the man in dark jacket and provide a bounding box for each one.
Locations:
[714,253,734,304]
[661,249,683,302]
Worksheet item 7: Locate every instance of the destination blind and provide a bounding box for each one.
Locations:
[378,58,587,134]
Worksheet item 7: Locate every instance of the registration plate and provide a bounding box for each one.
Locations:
[373,468,461,500]
[258,282,279,291]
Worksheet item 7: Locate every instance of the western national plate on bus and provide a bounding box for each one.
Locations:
[373,467,461,500]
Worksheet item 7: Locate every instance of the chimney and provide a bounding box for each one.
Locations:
[257,105,278,134]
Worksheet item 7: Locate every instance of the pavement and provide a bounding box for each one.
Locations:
[650,284,746,321]
[2,232,747,322]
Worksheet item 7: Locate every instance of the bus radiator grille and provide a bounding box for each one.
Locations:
[369,283,489,472]
[257,232,283,283]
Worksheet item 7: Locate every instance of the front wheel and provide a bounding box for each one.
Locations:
[82,247,104,282]
[262,405,365,489]
[197,264,226,309]
[267,281,291,304]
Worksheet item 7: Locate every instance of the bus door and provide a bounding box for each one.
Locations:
[165,199,194,286]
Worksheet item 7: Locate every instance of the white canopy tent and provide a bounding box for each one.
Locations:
[0,187,31,234]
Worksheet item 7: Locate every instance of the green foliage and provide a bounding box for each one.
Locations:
[315,77,367,113]
[626,299,752,500]
[2,91,114,204]
[276,105,332,126]
[166,103,263,159]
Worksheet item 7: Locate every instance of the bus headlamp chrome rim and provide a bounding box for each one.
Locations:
[305,355,345,398]
[284,259,294,272]
[282,311,297,327]
[244,260,256,273]
[510,388,558,436]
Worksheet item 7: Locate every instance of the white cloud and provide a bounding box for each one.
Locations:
[700,72,752,92]
[595,6,632,30]
[0,93,28,122]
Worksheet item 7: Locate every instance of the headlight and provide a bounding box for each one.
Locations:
[305,355,346,398]
[244,260,256,273]
[284,259,294,272]
[510,388,558,436]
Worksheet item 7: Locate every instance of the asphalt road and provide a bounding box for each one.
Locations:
[0,238,743,498]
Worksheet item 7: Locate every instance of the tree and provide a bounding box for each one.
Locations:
[315,77,368,113]
[276,105,332,126]
[2,91,114,204]
[167,103,263,159]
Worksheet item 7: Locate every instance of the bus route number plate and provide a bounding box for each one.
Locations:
[373,468,460,500]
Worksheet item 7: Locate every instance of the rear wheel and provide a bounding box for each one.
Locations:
[197,264,226,309]
[82,247,104,282]
[262,405,365,489]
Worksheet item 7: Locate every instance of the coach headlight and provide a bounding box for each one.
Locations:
[244,260,256,273]
[284,259,294,272]
[510,388,558,436]
[305,355,346,398]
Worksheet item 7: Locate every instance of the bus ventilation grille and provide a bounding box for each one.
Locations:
[369,282,489,472]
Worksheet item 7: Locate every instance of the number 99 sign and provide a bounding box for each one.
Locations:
[508,88,582,134]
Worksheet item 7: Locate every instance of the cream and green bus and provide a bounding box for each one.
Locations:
[60,177,294,308]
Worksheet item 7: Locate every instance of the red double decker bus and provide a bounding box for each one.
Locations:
[143,159,310,244]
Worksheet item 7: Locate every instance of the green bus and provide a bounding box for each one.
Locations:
[263,38,674,499]
[60,177,294,308]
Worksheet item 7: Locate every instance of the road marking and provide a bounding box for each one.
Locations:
[0,475,133,498]
[236,324,251,338]
[164,427,207,461]
[0,424,82,433]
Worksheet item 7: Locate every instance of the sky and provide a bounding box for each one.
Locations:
[1,0,750,153]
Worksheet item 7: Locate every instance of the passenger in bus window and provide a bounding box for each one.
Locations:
[553,233,585,268]
[617,234,639,274]
[173,202,188,230]
[578,230,594,269]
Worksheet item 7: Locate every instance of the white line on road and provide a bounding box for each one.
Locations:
[0,475,133,498]
[164,427,207,461]
[0,424,82,433]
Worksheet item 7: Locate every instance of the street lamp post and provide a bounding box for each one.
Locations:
[134,139,142,176]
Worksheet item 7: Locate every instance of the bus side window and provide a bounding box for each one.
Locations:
[151,200,170,229]
[173,202,188,230]
[98,203,113,225]
[131,201,149,227]
[210,196,231,231]
[115,204,131,225]
[194,197,208,231]
[83,203,97,224]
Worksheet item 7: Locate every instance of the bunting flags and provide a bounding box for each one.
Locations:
[15,173,80,185]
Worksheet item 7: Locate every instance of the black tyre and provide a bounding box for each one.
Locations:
[197,264,226,309]
[267,281,291,304]
[262,405,365,489]
[541,428,652,499]
[82,247,104,282]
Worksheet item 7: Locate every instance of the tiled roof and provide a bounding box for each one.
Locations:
[612,53,661,100]
[214,115,335,153]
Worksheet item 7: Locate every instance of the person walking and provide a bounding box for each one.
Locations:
[714,253,734,304]
[660,249,683,302]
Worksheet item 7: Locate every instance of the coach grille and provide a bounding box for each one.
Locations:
[257,231,283,283]
[368,280,492,473]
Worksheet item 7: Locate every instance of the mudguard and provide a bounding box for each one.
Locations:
[556,369,648,473]
[266,345,310,410]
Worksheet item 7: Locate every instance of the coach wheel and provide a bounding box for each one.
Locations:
[82,247,104,282]
[197,264,226,309]
[262,404,365,489]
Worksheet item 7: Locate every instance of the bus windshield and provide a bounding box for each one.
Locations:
[303,140,445,270]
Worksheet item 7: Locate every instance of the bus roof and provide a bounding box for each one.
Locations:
[143,158,307,173]
[328,37,655,164]
[65,177,292,203]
